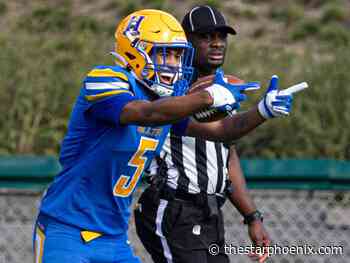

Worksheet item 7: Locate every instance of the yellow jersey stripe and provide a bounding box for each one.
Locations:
[85,90,133,101]
[87,69,128,81]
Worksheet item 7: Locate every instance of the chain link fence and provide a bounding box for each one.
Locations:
[0,188,349,263]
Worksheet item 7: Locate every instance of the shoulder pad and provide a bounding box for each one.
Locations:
[87,67,128,82]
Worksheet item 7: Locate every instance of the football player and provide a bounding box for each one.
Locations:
[33,9,292,263]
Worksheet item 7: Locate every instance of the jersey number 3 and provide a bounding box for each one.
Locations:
[113,137,159,197]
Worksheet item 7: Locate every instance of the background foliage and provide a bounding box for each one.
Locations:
[1,0,349,159]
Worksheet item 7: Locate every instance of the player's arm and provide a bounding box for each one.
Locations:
[120,77,249,127]
[120,91,213,126]
[120,69,251,127]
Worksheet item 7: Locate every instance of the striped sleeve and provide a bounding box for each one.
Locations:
[83,68,134,102]
[83,67,137,126]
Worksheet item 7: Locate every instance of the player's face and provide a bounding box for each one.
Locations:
[155,48,184,85]
[189,30,228,75]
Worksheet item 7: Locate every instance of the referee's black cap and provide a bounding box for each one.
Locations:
[181,5,236,35]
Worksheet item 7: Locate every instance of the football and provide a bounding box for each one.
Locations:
[188,74,244,122]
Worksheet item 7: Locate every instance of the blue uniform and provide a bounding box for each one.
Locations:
[33,65,187,263]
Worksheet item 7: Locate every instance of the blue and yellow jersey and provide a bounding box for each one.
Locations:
[39,65,184,235]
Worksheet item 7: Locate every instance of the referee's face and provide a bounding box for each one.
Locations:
[188,30,228,76]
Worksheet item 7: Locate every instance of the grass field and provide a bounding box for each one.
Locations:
[0,0,349,158]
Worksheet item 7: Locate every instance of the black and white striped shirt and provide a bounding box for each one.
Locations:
[149,131,230,194]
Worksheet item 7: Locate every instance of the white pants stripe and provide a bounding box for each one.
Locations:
[155,199,173,263]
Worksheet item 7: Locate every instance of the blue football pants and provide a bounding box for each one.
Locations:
[33,213,140,263]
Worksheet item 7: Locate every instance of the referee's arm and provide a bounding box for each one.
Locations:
[227,145,257,216]
[227,146,271,250]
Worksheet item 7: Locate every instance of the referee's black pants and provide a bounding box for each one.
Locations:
[134,186,229,263]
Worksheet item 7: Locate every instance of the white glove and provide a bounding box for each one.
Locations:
[205,83,239,113]
[205,69,259,113]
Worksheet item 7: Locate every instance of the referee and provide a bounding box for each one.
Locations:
[134,6,270,263]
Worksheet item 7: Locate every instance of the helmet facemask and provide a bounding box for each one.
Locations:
[142,43,194,97]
